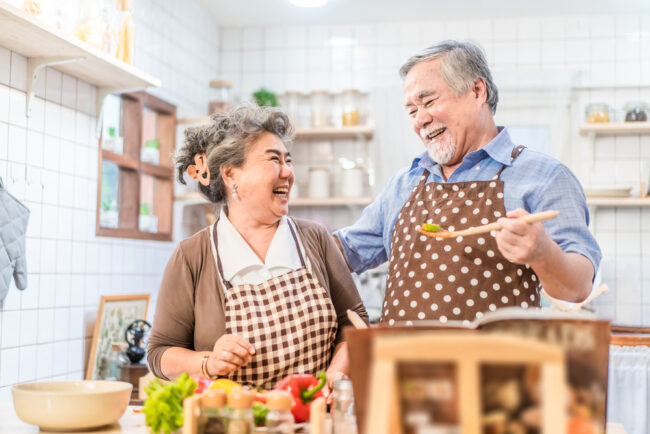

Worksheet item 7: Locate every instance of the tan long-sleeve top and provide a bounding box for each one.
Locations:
[147,217,369,380]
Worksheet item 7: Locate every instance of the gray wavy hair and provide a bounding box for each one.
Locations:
[175,103,295,203]
[399,40,499,115]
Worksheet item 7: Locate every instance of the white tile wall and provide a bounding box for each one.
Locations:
[222,13,650,326]
[0,0,219,398]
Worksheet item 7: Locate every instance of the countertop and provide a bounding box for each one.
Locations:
[0,402,147,433]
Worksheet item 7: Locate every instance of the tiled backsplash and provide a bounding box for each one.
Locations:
[221,14,650,326]
[0,0,219,400]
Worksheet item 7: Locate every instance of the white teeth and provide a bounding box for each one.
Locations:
[421,126,446,141]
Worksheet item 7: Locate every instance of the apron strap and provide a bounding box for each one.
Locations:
[494,145,526,180]
[213,217,307,289]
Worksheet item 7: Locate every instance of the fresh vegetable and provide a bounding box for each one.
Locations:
[253,401,270,426]
[193,377,213,394]
[252,87,279,107]
[253,390,268,404]
[274,371,327,423]
[143,373,197,434]
[209,378,242,394]
[422,223,443,233]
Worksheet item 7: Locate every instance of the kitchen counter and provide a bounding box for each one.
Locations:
[0,402,147,433]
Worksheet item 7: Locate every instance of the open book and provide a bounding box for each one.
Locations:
[346,308,610,434]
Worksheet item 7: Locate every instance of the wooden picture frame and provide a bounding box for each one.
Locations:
[86,294,150,380]
[364,331,567,434]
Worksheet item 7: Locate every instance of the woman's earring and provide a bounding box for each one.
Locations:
[232,183,238,199]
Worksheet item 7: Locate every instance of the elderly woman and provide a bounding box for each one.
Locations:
[147,104,368,390]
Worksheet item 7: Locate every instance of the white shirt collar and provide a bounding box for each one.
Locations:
[216,208,303,281]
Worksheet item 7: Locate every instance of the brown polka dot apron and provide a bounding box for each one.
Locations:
[381,146,540,326]
[211,218,338,389]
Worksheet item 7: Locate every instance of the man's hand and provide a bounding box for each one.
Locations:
[494,208,553,265]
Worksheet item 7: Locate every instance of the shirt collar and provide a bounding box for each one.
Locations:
[412,126,515,172]
[216,208,300,281]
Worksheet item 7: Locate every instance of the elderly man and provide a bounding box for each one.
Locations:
[334,40,601,325]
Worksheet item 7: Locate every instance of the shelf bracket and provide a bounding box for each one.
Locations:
[26,56,84,117]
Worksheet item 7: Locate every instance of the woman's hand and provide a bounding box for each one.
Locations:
[207,334,256,377]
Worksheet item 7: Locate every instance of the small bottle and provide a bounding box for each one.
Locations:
[332,379,356,434]
[199,389,228,434]
[227,389,254,434]
[265,390,294,434]
[115,0,135,64]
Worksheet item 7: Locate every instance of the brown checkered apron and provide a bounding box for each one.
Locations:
[211,218,338,389]
[381,146,541,326]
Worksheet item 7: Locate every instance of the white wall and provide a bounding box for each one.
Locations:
[0,0,219,399]
[220,14,650,326]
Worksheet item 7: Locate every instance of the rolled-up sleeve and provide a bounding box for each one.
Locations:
[147,245,196,379]
[530,165,602,277]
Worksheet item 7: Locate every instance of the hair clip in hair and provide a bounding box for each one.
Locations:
[186,153,211,186]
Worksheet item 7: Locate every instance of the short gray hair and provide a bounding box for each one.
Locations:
[175,103,295,203]
[399,40,498,114]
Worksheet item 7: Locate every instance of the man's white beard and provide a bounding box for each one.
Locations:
[426,138,456,165]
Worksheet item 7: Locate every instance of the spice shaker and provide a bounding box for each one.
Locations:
[227,389,254,434]
[332,379,357,434]
[199,389,228,434]
[265,390,294,434]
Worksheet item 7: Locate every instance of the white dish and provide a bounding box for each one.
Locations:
[12,380,132,431]
[584,187,632,198]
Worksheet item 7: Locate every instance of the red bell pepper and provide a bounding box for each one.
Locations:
[193,377,213,394]
[274,371,327,423]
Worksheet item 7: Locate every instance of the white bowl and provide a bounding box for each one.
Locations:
[12,380,132,431]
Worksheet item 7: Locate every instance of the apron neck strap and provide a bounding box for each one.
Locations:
[213,217,306,289]
[494,145,526,180]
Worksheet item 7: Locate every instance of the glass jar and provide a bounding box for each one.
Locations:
[283,90,303,128]
[265,391,294,434]
[105,342,127,380]
[341,89,360,126]
[585,103,611,123]
[115,0,135,64]
[332,379,356,434]
[227,389,254,434]
[308,167,330,198]
[310,90,330,127]
[199,389,228,434]
[623,101,648,122]
[209,80,234,115]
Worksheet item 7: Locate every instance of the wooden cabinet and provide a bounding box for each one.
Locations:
[97,92,176,241]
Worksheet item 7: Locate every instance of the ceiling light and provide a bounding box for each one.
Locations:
[288,0,328,7]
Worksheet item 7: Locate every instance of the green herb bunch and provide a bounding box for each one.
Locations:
[252,87,279,107]
[143,373,197,434]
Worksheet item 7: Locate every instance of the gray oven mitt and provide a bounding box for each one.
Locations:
[0,177,30,302]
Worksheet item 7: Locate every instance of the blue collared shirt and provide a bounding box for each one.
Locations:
[334,127,601,275]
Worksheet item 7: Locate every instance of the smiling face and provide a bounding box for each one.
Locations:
[404,58,487,167]
[227,132,294,225]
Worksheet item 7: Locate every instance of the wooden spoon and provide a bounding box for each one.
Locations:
[347,309,369,329]
[416,210,560,239]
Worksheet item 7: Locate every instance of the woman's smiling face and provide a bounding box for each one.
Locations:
[229,132,294,224]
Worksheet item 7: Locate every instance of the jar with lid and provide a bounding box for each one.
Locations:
[283,90,304,128]
[199,389,228,434]
[332,379,356,434]
[585,103,611,123]
[105,342,128,381]
[310,90,330,127]
[115,0,135,64]
[227,389,254,434]
[308,167,330,198]
[623,101,648,122]
[265,390,294,434]
[209,80,234,115]
[341,89,360,126]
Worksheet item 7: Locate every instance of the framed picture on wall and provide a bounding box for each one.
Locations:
[86,294,150,380]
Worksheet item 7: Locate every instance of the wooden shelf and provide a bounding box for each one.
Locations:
[177,117,374,140]
[295,125,373,139]
[586,197,650,207]
[102,149,138,170]
[579,122,650,136]
[141,162,173,179]
[174,192,373,207]
[0,1,160,117]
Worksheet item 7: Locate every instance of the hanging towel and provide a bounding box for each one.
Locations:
[0,177,30,301]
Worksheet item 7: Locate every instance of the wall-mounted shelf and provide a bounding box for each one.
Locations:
[175,192,373,208]
[579,122,650,137]
[177,117,374,140]
[586,197,650,207]
[0,1,161,117]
